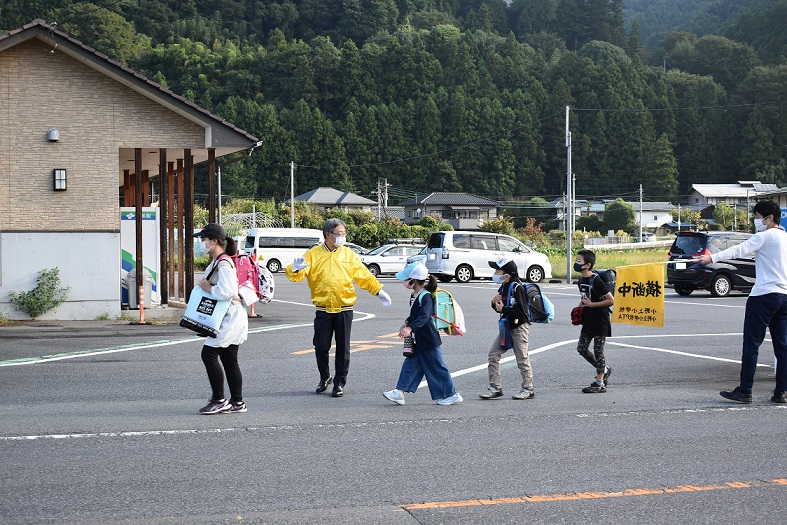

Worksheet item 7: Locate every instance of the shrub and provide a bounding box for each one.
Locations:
[9,268,70,319]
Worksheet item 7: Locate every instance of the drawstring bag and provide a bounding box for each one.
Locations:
[571,306,584,326]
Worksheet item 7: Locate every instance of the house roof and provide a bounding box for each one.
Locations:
[296,187,375,206]
[690,183,779,198]
[624,201,677,212]
[371,205,406,220]
[0,19,259,173]
[400,192,498,206]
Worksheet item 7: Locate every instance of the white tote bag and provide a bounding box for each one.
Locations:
[180,286,231,338]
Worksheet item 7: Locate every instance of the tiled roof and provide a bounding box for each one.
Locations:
[0,19,259,147]
[296,187,376,205]
[400,192,498,206]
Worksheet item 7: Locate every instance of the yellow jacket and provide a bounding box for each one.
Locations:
[286,244,383,313]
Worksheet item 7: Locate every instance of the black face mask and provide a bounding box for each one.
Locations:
[574,263,586,273]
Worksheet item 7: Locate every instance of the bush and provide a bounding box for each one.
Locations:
[9,268,70,319]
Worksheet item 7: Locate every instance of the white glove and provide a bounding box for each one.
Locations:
[378,289,391,307]
[292,257,309,271]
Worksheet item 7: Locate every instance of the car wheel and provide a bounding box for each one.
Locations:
[437,275,453,283]
[267,259,281,273]
[367,264,380,277]
[674,284,693,296]
[710,274,732,297]
[526,265,544,283]
[455,264,473,283]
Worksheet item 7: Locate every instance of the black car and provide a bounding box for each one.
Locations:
[667,231,755,297]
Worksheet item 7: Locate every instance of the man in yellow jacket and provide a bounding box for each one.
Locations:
[286,218,391,397]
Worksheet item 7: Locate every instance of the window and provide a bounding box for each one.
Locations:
[453,234,471,249]
[471,235,497,250]
[499,236,526,253]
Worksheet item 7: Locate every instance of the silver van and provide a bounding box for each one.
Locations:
[424,231,552,283]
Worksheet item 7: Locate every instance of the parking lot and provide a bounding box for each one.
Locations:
[1,277,785,524]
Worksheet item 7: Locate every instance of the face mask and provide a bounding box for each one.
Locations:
[573,263,586,272]
[333,235,347,246]
[403,280,415,289]
[754,218,767,232]
[492,274,507,285]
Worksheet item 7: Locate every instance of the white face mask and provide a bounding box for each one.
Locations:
[754,218,767,232]
[333,235,347,246]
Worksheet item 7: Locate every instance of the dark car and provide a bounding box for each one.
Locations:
[667,231,755,297]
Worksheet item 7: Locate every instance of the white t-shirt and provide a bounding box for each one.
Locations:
[711,226,787,296]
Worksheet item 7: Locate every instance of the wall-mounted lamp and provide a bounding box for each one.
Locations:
[47,128,60,142]
[53,169,67,191]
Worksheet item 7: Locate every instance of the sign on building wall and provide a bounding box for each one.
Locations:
[612,263,665,328]
[120,208,160,305]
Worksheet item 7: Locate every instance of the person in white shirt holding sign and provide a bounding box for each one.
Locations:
[695,200,787,404]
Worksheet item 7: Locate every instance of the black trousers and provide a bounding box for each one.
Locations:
[313,310,353,387]
[201,343,242,403]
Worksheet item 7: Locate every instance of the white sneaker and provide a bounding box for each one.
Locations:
[436,393,463,406]
[383,389,405,405]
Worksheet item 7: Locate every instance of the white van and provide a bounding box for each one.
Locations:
[424,231,552,283]
[244,228,324,272]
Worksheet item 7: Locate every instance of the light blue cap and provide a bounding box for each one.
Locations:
[395,262,428,281]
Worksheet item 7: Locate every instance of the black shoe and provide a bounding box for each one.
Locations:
[772,391,787,404]
[331,385,344,398]
[582,382,607,394]
[720,387,752,404]
[603,367,612,386]
[316,376,333,394]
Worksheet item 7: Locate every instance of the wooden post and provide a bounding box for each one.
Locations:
[167,161,175,299]
[184,149,195,299]
[177,158,185,300]
[208,148,216,223]
[158,149,168,306]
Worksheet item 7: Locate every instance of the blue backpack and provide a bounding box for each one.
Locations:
[517,282,554,324]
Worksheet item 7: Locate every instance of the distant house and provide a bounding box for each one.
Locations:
[754,187,787,217]
[399,192,498,229]
[295,187,376,212]
[550,197,584,231]
[687,181,778,208]
[626,201,677,229]
[371,205,406,220]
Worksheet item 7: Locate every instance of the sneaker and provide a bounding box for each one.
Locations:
[383,389,405,405]
[603,367,612,386]
[199,399,231,415]
[770,391,786,404]
[437,393,463,406]
[582,382,607,394]
[719,387,752,404]
[479,387,503,400]
[228,401,247,413]
[512,388,535,400]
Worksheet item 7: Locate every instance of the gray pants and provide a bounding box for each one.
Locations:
[488,322,533,391]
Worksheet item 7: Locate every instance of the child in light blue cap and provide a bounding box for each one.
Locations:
[382,262,463,406]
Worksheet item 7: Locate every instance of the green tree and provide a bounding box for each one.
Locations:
[604,198,636,232]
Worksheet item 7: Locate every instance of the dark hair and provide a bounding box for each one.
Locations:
[205,235,237,256]
[413,275,439,293]
[323,217,346,236]
[752,200,781,226]
[577,249,596,269]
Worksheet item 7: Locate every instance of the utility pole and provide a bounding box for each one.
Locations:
[383,178,389,217]
[565,106,572,284]
[639,184,643,242]
[290,161,295,228]
[678,202,681,232]
[376,180,381,220]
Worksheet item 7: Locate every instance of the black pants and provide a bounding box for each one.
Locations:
[201,343,242,403]
[313,310,353,387]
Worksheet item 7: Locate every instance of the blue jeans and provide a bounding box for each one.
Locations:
[740,293,787,394]
[395,345,456,400]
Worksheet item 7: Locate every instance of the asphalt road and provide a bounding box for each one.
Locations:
[1,277,785,524]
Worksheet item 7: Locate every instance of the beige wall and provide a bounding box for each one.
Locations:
[0,40,204,232]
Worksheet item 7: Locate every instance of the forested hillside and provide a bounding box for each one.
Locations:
[2,1,785,205]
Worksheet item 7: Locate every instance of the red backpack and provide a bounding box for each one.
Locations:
[218,253,262,306]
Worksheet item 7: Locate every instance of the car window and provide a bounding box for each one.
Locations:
[404,247,423,256]
[428,233,444,248]
[367,245,391,255]
[498,236,527,253]
[453,234,471,249]
[673,235,705,255]
[386,247,406,256]
[707,237,726,253]
[471,235,497,250]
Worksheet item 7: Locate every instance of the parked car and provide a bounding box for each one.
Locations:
[667,231,755,297]
[405,246,427,265]
[639,232,656,242]
[360,244,425,277]
[345,242,369,255]
[423,231,552,283]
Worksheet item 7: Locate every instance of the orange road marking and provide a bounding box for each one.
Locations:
[291,336,399,355]
[402,478,787,510]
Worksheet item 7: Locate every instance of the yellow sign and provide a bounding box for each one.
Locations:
[612,263,665,328]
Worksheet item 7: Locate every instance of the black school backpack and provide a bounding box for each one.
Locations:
[591,269,617,296]
[520,283,554,324]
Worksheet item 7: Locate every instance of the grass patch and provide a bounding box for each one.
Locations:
[549,249,669,280]
[0,313,14,326]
